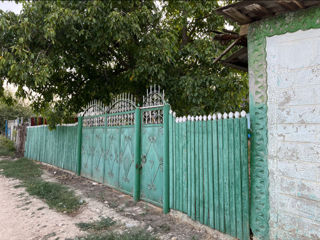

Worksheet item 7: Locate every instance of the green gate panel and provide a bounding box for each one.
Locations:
[140,125,164,206]
[103,127,120,188]
[118,127,135,194]
[81,127,94,179]
[81,125,135,192]
[91,128,105,183]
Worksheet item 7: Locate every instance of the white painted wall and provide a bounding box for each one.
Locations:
[266,29,320,240]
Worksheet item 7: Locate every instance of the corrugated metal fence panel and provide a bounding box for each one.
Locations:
[25,125,78,173]
[169,114,249,240]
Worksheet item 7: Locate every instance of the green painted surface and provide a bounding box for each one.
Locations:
[103,128,121,188]
[81,127,94,179]
[140,125,164,205]
[118,127,135,193]
[248,6,320,239]
[163,104,170,213]
[91,128,105,183]
[199,120,203,223]
[223,119,230,234]
[240,118,250,240]
[25,125,78,173]
[234,118,243,239]
[217,119,224,232]
[190,120,196,220]
[81,126,135,194]
[169,113,174,208]
[77,117,83,175]
[195,120,200,221]
[212,119,219,230]
[203,120,208,225]
[187,120,191,216]
[168,115,250,240]
[182,120,187,214]
[174,119,179,210]
[207,120,214,228]
[228,118,236,237]
[134,107,141,201]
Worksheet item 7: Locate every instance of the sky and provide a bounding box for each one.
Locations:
[0,1,22,14]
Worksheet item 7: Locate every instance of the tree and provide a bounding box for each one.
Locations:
[0,0,247,122]
[0,91,33,133]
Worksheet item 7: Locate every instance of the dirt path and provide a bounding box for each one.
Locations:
[0,157,234,240]
[0,175,81,240]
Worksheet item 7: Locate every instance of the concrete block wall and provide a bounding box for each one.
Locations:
[266,29,320,239]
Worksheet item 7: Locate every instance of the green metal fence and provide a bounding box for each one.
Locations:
[24,87,249,240]
[169,112,249,240]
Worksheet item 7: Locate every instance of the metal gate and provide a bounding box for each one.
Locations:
[139,90,166,205]
[80,87,166,204]
[81,96,136,195]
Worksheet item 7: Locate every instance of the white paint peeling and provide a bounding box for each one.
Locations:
[266,28,320,239]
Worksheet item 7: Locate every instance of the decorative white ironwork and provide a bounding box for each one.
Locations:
[80,93,137,127]
[143,84,165,107]
[80,100,107,127]
[143,109,163,124]
[80,86,168,126]
[142,85,165,124]
[106,93,136,126]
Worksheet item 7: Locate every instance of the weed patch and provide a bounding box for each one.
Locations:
[0,157,82,213]
[0,158,41,181]
[76,217,115,232]
[26,180,82,213]
[0,136,16,156]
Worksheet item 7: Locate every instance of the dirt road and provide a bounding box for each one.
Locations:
[0,175,82,240]
[0,158,234,240]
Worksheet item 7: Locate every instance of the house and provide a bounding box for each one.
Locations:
[216,1,320,239]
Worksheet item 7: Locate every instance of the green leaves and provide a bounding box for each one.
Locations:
[0,0,247,126]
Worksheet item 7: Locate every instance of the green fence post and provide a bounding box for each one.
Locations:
[134,106,141,202]
[77,116,83,176]
[163,104,170,213]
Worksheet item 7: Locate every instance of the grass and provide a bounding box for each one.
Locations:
[0,135,16,156]
[0,157,82,213]
[0,158,42,181]
[77,217,115,232]
[26,180,82,213]
[76,229,158,240]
